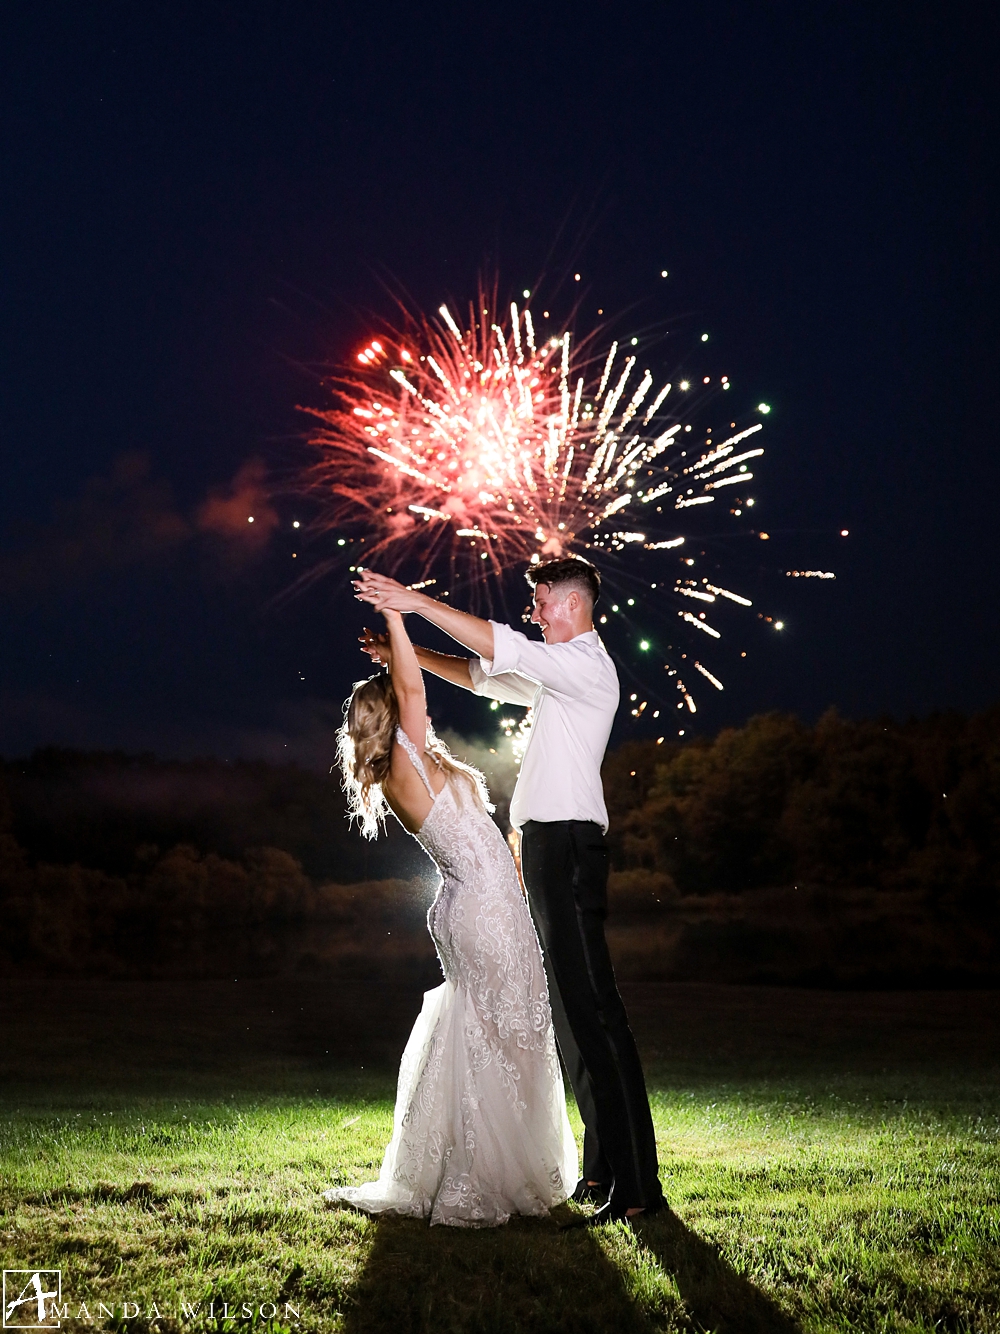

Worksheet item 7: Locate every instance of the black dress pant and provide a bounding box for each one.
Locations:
[520,819,662,1208]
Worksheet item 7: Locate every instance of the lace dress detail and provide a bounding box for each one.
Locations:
[323,725,577,1226]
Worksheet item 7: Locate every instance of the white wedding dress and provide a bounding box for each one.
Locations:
[323,726,577,1227]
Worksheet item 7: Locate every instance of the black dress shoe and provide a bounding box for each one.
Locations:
[586,1195,667,1227]
[571,1179,609,1205]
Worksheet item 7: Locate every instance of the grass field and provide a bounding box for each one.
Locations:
[1,979,998,1333]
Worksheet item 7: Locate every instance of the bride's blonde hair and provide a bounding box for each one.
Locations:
[337,673,493,839]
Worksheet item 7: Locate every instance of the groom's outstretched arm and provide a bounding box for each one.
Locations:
[414,646,475,690]
[353,569,495,661]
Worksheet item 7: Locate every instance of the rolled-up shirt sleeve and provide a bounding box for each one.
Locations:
[482,621,591,699]
[468,657,538,706]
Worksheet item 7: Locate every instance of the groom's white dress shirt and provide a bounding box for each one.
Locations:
[468,621,620,832]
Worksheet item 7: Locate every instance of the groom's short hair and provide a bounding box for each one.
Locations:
[525,556,601,607]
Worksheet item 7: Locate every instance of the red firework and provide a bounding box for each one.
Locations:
[302,293,763,592]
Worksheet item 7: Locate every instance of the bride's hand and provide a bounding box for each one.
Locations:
[359,626,392,668]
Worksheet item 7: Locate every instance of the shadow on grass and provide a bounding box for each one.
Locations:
[338,1210,642,1334]
[635,1206,801,1334]
[336,1205,800,1334]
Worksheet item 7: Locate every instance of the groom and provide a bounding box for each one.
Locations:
[354,557,663,1223]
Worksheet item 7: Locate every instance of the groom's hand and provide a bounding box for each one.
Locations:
[353,569,426,614]
[354,566,494,659]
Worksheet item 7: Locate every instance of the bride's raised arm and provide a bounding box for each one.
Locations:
[382,609,427,749]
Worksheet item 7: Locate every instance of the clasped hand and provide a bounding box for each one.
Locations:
[359,625,391,668]
[354,569,422,669]
[352,568,421,614]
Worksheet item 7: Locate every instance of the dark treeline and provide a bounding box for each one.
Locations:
[603,708,1000,901]
[1,748,423,882]
[2,708,998,985]
[597,709,999,988]
[0,748,435,980]
[0,785,437,982]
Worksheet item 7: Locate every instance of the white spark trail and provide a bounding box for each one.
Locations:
[438,304,463,342]
[596,342,618,399]
[702,447,765,476]
[408,504,450,520]
[369,448,451,489]
[703,583,752,606]
[679,611,721,638]
[642,382,672,424]
[707,472,753,489]
[599,492,633,520]
[694,661,725,690]
[510,303,523,362]
[639,424,682,467]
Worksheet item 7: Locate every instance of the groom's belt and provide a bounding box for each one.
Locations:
[520,816,600,827]
[520,819,604,832]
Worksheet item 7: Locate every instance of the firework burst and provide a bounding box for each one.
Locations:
[302,288,774,721]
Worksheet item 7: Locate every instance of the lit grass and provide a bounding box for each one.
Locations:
[2,1073,998,1333]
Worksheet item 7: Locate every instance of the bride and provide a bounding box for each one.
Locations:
[323,606,578,1226]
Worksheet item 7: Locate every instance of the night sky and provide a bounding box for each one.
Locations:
[2,2,997,768]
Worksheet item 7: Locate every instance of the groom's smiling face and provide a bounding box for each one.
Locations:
[530,583,579,644]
